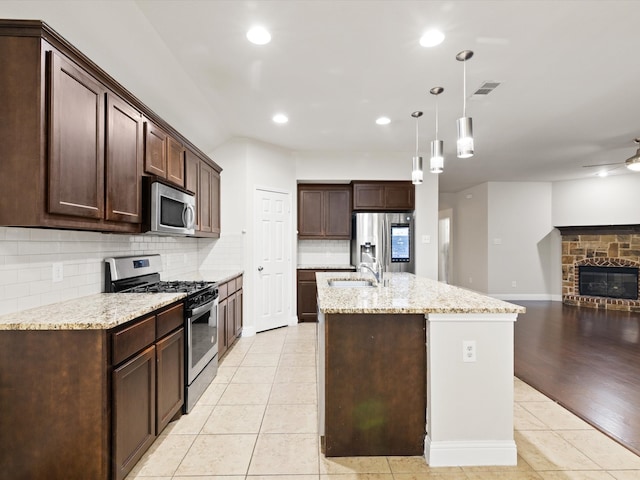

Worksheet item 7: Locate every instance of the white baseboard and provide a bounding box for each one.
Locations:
[241,325,256,337]
[289,316,299,326]
[425,437,517,466]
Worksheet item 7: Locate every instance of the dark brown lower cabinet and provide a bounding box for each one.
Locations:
[0,302,184,480]
[217,274,244,358]
[113,345,156,480]
[323,313,426,456]
[297,268,355,322]
[156,328,185,432]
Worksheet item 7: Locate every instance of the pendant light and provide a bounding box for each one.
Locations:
[456,50,474,158]
[430,87,444,174]
[411,111,424,184]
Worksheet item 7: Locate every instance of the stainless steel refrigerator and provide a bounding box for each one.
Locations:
[351,212,415,274]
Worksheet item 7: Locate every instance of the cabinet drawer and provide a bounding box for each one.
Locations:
[112,315,156,365]
[297,270,317,281]
[235,275,243,291]
[218,281,228,300]
[157,303,184,339]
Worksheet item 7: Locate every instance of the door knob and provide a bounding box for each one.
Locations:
[258,266,264,272]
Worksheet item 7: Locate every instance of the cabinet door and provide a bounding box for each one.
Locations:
[352,183,384,210]
[297,271,319,322]
[144,121,167,178]
[234,288,243,338]
[385,184,414,210]
[48,51,105,219]
[211,168,221,236]
[325,188,351,238]
[226,292,237,347]
[112,345,156,480]
[167,136,185,187]
[298,188,324,237]
[156,328,184,433]
[106,93,143,223]
[199,161,214,233]
[185,150,200,230]
[218,296,228,358]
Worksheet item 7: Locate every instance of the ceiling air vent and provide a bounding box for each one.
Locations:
[473,81,501,96]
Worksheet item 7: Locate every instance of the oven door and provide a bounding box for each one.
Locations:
[186,297,218,385]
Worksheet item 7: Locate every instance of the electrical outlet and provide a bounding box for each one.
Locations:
[52,262,64,283]
[463,340,476,362]
[512,280,517,288]
[468,277,473,284]
[422,235,431,244]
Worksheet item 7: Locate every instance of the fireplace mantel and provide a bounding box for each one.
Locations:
[556,224,640,236]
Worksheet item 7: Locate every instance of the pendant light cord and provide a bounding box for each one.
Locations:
[415,117,419,155]
[435,96,439,139]
[462,60,467,118]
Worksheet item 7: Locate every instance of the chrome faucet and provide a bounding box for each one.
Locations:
[359,258,384,284]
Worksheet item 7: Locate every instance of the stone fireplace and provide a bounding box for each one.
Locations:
[558,225,640,312]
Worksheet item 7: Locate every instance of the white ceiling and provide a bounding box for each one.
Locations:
[6,1,640,193]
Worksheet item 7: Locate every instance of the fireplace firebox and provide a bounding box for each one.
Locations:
[579,265,639,300]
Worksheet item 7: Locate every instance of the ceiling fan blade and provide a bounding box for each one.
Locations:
[582,162,622,168]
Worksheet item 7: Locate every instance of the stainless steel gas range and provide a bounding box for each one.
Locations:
[105,254,218,413]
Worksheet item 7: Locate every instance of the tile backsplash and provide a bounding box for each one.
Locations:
[0,227,237,316]
[297,239,351,266]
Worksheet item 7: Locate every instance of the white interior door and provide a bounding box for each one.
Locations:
[254,188,291,332]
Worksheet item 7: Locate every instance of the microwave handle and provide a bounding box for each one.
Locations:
[183,203,196,229]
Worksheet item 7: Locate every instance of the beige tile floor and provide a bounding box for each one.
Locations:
[126,322,640,480]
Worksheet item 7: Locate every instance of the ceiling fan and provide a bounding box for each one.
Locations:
[583,138,640,174]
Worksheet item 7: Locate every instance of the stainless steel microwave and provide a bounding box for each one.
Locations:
[145,180,196,236]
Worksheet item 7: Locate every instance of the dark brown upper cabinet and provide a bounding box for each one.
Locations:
[298,184,351,239]
[106,93,144,223]
[185,147,221,238]
[0,19,221,234]
[352,181,415,211]
[144,121,185,188]
[48,50,106,220]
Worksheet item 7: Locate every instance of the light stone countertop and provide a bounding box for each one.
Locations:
[0,292,186,331]
[297,264,356,270]
[316,272,526,314]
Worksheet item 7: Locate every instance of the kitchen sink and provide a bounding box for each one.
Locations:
[327,279,376,288]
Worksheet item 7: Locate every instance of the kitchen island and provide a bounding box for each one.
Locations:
[316,271,525,467]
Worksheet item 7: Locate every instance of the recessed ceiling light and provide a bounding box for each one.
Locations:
[376,117,391,125]
[247,26,271,45]
[420,29,445,47]
[273,113,288,124]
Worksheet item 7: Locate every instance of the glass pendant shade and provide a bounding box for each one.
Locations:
[412,156,423,184]
[430,140,444,173]
[456,116,474,158]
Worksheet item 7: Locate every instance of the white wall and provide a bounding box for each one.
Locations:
[451,183,489,292]
[552,174,640,226]
[295,152,440,279]
[487,182,556,299]
[206,138,297,336]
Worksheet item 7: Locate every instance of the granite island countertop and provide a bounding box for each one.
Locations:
[0,292,187,331]
[316,271,525,314]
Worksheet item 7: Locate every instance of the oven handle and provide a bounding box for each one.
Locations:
[189,298,217,318]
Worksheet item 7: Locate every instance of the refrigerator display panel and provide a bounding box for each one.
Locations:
[390,224,410,263]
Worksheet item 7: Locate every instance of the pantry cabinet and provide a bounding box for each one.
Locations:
[298,184,351,239]
[0,19,221,233]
